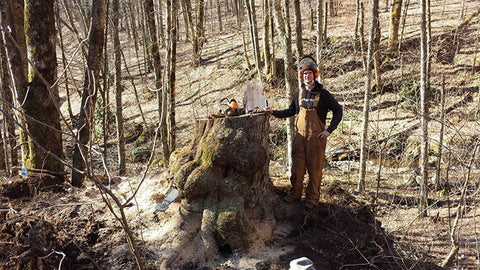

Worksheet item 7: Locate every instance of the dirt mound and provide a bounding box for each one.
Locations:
[277,202,396,269]
[0,175,107,270]
[1,173,66,199]
[261,183,444,270]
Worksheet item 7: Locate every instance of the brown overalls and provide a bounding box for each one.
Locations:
[290,90,327,205]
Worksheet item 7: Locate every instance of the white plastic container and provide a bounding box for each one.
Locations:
[289,257,315,270]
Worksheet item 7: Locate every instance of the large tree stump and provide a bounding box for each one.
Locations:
[162,114,288,267]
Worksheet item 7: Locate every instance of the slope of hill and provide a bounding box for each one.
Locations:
[1,0,480,269]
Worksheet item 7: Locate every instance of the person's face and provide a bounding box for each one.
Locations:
[303,70,314,84]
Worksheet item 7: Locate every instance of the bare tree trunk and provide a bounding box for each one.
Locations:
[240,0,245,22]
[270,5,276,78]
[183,0,196,44]
[181,0,191,40]
[119,49,147,125]
[0,122,6,172]
[145,0,162,81]
[458,0,466,21]
[0,74,8,172]
[123,4,131,36]
[247,0,263,79]
[165,0,177,162]
[0,33,18,170]
[206,0,212,34]
[373,12,382,91]
[282,0,295,170]
[98,0,109,163]
[418,0,429,216]
[354,0,361,52]
[139,1,151,73]
[112,0,126,175]
[273,0,295,170]
[144,0,168,166]
[316,0,324,80]
[435,76,446,191]
[426,0,431,94]
[77,0,90,36]
[55,5,76,134]
[101,0,110,161]
[293,0,303,58]
[216,0,223,32]
[72,0,107,187]
[157,0,166,48]
[234,0,242,28]
[360,2,367,71]
[242,32,252,69]
[308,7,314,31]
[127,1,143,75]
[193,0,206,66]
[323,1,328,43]
[474,22,479,74]
[0,0,29,168]
[263,0,272,77]
[387,0,402,54]
[398,0,410,51]
[358,0,379,192]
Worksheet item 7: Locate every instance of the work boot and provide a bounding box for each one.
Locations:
[283,194,300,203]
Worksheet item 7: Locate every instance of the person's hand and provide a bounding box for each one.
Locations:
[264,107,273,115]
[317,130,330,139]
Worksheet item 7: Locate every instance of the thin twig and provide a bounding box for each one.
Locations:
[41,250,66,270]
[0,207,17,213]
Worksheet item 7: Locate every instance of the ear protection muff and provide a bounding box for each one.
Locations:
[298,55,319,78]
[298,69,320,78]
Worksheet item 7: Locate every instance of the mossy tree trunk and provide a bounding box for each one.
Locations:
[165,114,283,266]
[24,0,64,172]
[387,0,402,54]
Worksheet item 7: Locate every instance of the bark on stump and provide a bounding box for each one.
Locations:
[165,114,282,266]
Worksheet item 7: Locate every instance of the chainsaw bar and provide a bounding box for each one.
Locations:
[153,188,179,214]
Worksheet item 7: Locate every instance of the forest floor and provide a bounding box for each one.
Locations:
[2,0,480,269]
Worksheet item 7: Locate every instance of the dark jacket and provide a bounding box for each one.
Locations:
[273,81,343,133]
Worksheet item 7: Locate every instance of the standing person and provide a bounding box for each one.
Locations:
[265,56,343,208]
